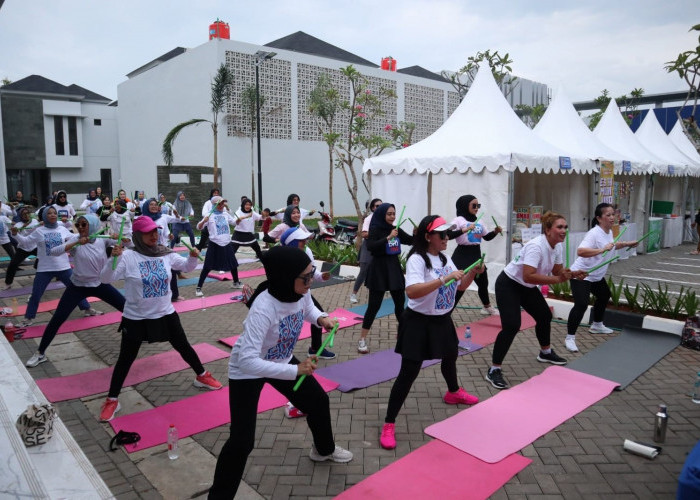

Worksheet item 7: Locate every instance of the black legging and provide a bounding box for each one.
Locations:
[2,242,15,260]
[309,294,326,351]
[385,354,458,424]
[108,315,204,398]
[4,247,37,285]
[567,278,611,335]
[452,244,490,306]
[196,226,210,250]
[361,288,404,330]
[230,241,264,261]
[492,272,553,365]
[209,358,335,499]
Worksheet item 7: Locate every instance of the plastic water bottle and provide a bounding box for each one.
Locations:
[464,326,472,351]
[167,424,179,459]
[541,285,549,297]
[653,404,668,443]
[3,320,15,343]
[692,372,700,404]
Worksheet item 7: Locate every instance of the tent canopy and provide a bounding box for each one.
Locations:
[635,110,699,177]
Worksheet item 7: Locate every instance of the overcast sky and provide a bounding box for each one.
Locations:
[1,0,698,104]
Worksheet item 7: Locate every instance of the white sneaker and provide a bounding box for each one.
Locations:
[589,323,613,334]
[484,306,499,316]
[195,288,204,297]
[565,337,579,352]
[232,281,244,289]
[357,339,369,354]
[4,283,12,290]
[26,353,47,367]
[18,319,34,328]
[349,293,358,304]
[218,270,225,275]
[309,445,353,463]
[84,308,104,317]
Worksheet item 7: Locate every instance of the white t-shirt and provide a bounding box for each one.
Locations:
[268,222,310,240]
[100,249,197,320]
[405,253,459,315]
[201,200,229,216]
[80,198,103,214]
[504,234,562,288]
[52,203,76,228]
[0,215,12,244]
[570,225,614,282]
[450,216,489,246]
[49,236,115,287]
[201,212,237,247]
[107,211,133,239]
[228,290,325,380]
[13,220,40,251]
[153,215,179,247]
[362,213,374,232]
[274,207,311,223]
[0,205,14,218]
[14,225,75,272]
[233,210,261,233]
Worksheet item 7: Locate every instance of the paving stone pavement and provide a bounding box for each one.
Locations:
[3,244,700,499]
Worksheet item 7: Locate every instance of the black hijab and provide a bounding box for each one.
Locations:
[456,195,477,222]
[240,197,252,214]
[368,202,395,239]
[247,246,311,306]
[282,205,299,227]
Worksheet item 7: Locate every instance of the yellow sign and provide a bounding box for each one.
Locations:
[599,161,614,204]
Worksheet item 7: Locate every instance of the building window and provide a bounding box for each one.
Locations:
[94,119,101,126]
[68,116,78,156]
[54,116,65,155]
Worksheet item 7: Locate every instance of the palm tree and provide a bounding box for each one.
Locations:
[162,63,234,188]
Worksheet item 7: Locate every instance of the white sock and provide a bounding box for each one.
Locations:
[489,366,500,373]
[541,347,552,354]
[592,321,603,328]
[199,370,207,377]
[566,335,576,340]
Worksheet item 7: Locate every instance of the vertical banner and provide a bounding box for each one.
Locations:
[599,161,614,204]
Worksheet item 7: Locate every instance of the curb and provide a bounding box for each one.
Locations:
[546,297,685,336]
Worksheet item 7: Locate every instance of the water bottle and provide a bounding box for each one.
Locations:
[3,320,15,343]
[541,285,549,297]
[692,372,700,404]
[167,424,179,459]
[464,326,472,352]
[653,404,668,443]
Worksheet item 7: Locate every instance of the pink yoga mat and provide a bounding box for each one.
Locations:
[472,310,537,330]
[110,374,339,452]
[36,343,229,402]
[208,268,265,281]
[218,308,362,347]
[425,366,619,463]
[22,292,242,339]
[10,296,101,317]
[456,323,501,347]
[337,440,531,500]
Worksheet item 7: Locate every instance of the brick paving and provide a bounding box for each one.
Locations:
[3,244,700,499]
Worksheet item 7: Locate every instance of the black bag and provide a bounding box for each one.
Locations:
[681,315,700,351]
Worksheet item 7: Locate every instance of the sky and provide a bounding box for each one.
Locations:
[1,0,699,105]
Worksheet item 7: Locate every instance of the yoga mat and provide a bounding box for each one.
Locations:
[192,257,257,268]
[218,308,362,347]
[472,310,537,330]
[208,267,265,281]
[110,374,339,452]
[425,366,619,463]
[456,323,501,347]
[336,441,531,500]
[9,296,101,317]
[21,291,243,339]
[310,275,351,289]
[347,297,407,320]
[0,281,65,298]
[566,325,680,390]
[315,346,481,393]
[36,343,229,402]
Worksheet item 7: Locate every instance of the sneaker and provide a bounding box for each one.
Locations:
[358,339,369,354]
[84,308,104,317]
[310,347,336,360]
[195,288,204,297]
[172,296,185,302]
[100,398,121,421]
[443,387,479,405]
[691,250,699,255]
[589,323,614,334]
[284,402,306,419]
[194,371,223,390]
[309,445,353,463]
[232,281,244,289]
[4,283,12,290]
[349,293,358,304]
[380,423,396,450]
[485,368,508,390]
[565,337,579,352]
[26,353,47,368]
[18,319,34,328]
[480,306,499,316]
[537,349,568,365]
[218,270,225,275]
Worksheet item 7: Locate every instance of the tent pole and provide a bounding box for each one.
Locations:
[506,170,514,262]
[427,172,432,214]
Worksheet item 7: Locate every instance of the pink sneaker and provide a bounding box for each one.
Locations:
[194,371,223,390]
[444,388,479,405]
[380,423,396,450]
[284,402,307,418]
[100,398,121,421]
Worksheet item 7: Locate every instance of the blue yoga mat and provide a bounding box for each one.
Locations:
[347,297,408,319]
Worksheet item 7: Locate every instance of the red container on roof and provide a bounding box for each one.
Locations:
[381,57,397,71]
[209,20,230,40]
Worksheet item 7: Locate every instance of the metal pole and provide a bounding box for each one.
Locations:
[255,61,263,210]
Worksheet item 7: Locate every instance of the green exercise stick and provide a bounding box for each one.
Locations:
[626,230,654,251]
[396,205,406,229]
[407,217,417,228]
[466,212,484,233]
[112,216,126,270]
[586,255,619,274]
[181,240,205,261]
[293,323,339,391]
[601,225,627,258]
[491,216,503,236]
[327,255,348,275]
[444,254,485,286]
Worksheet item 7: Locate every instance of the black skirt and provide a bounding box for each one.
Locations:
[231,230,257,245]
[119,312,184,344]
[364,254,404,291]
[452,244,483,271]
[395,308,458,362]
[203,241,238,271]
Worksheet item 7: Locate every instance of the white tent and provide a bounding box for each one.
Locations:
[364,67,595,284]
[635,111,699,177]
[668,120,700,174]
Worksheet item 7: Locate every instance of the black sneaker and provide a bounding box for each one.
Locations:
[485,368,508,389]
[537,349,568,365]
[309,347,336,360]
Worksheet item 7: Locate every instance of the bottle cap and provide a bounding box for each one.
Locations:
[169,423,175,427]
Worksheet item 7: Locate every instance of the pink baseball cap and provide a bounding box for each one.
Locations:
[132,216,158,233]
[427,217,455,232]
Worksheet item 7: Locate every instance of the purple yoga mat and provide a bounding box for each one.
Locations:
[0,281,65,298]
[315,344,482,392]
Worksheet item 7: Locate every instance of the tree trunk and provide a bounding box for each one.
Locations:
[212,123,219,188]
[250,135,256,206]
[328,146,334,219]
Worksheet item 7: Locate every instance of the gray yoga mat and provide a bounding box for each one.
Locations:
[567,326,679,390]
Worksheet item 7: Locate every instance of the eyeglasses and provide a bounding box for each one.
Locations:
[297,266,316,285]
[372,204,381,209]
[471,203,481,208]
[429,231,448,239]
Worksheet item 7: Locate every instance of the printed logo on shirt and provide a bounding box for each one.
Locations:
[385,236,401,255]
[138,259,169,298]
[214,215,229,236]
[264,310,303,360]
[467,223,484,244]
[43,231,63,254]
[434,268,456,310]
[57,209,69,220]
